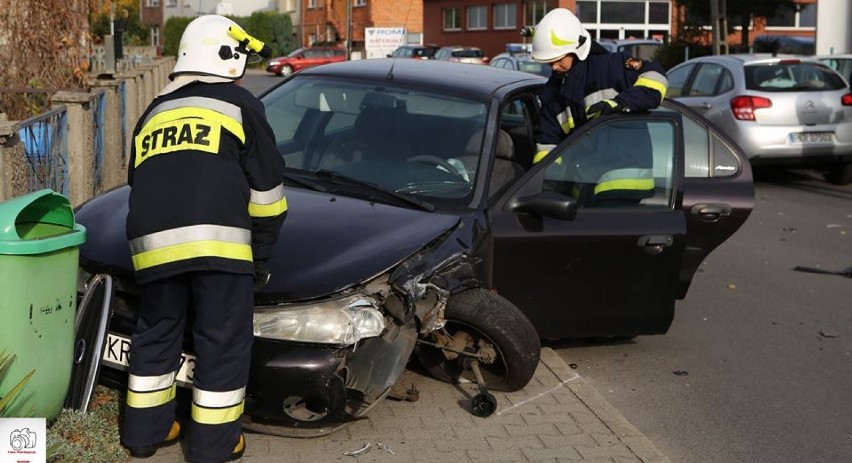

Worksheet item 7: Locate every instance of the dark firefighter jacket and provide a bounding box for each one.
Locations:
[534,51,668,202]
[126,81,287,284]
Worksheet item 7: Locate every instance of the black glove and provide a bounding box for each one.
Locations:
[253,260,271,291]
[586,99,626,119]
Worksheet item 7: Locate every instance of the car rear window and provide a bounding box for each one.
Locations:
[452,49,484,58]
[745,62,847,92]
[414,48,436,58]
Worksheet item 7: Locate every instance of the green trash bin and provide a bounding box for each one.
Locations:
[0,189,86,419]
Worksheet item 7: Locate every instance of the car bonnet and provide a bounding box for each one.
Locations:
[74,186,462,301]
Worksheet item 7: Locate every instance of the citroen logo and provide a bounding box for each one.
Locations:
[550,30,576,47]
[804,100,815,110]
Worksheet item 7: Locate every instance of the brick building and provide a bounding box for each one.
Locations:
[300,0,424,54]
[422,0,818,61]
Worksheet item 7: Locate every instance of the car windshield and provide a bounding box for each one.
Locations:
[287,48,306,58]
[452,49,484,58]
[262,76,489,210]
[745,62,847,92]
[414,48,436,58]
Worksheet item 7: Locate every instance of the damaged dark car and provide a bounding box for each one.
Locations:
[73,59,753,435]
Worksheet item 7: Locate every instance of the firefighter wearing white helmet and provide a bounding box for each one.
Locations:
[121,14,286,463]
[530,8,669,207]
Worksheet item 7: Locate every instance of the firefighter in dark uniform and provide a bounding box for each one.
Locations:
[530,8,668,206]
[120,15,287,463]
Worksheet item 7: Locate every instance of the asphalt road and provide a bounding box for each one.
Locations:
[551,168,852,463]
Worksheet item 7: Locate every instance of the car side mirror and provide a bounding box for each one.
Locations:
[509,191,578,221]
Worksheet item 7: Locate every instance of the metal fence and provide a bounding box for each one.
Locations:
[92,89,106,193]
[18,107,69,195]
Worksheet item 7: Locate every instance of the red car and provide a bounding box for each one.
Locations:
[265,46,346,76]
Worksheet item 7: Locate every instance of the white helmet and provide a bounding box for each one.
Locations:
[531,9,592,63]
[171,15,270,80]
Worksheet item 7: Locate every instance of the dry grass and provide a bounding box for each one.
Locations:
[47,385,128,462]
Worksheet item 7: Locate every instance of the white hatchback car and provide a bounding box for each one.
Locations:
[667,54,852,184]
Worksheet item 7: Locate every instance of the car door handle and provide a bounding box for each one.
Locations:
[690,203,732,223]
[701,102,711,109]
[638,234,673,255]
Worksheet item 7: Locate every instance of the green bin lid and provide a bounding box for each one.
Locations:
[0,189,87,255]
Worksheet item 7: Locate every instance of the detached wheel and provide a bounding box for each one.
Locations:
[824,163,852,185]
[278,65,294,77]
[416,289,540,392]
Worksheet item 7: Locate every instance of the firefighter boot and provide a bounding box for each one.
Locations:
[127,421,181,458]
[226,434,246,461]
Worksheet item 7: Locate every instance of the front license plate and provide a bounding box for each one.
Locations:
[789,132,833,143]
[102,332,196,386]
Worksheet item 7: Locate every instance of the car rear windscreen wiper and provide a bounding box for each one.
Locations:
[315,169,436,212]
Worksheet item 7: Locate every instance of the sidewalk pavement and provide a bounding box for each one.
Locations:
[134,348,670,463]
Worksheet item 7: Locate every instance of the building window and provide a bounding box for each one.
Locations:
[578,0,672,40]
[354,0,366,6]
[601,1,645,24]
[494,3,517,30]
[766,3,815,29]
[166,0,176,6]
[308,0,317,8]
[648,2,668,24]
[443,8,462,31]
[146,0,159,6]
[525,1,554,26]
[151,26,160,47]
[468,6,487,30]
[576,1,597,23]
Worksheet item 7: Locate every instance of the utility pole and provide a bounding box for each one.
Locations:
[710,0,728,55]
[346,0,353,60]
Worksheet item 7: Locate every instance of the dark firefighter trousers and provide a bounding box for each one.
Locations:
[121,271,254,463]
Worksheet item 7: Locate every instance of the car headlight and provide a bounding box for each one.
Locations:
[253,294,385,345]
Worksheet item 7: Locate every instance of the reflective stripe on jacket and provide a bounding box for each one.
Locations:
[127,82,287,283]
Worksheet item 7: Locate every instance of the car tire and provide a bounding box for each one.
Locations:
[278,65,294,77]
[415,288,540,392]
[824,162,852,185]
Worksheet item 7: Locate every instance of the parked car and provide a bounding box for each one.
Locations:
[75,59,753,436]
[265,46,346,76]
[434,46,489,64]
[818,54,852,85]
[667,54,852,184]
[490,43,551,78]
[387,44,439,60]
[598,39,662,60]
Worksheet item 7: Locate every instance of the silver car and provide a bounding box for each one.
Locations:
[434,46,489,65]
[667,54,852,184]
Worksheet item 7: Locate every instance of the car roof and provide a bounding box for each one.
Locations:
[680,53,826,65]
[293,59,545,97]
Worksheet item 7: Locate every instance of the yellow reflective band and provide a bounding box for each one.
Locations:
[635,76,668,100]
[560,117,575,134]
[249,196,288,217]
[594,178,655,195]
[550,30,576,47]
[144,107,245,144]
[135,119,222,168]
[127,384,176,409]
[132,240,253,270]
[571,184,581,199]
[533,151,563,165]
[191,401,245,425]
